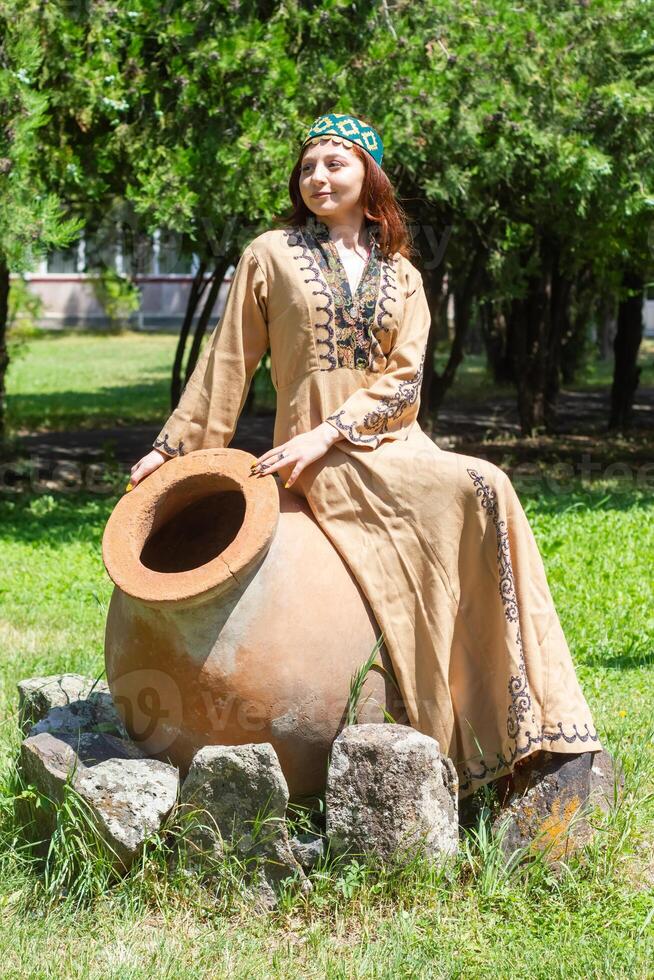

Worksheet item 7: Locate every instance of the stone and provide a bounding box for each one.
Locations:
[179,742,306,900]
[289,832,325,873]
[492,749,623,861]
[17,673,112,735]
[28,692,127,741]
[19,731,178,869]
[73,758,179,869]
[325,724,459,863]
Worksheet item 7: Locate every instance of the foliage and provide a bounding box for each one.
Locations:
[344,633,394,727]
[88,266,142,332]
[3,0,654,431]
[7,275,43,335]
[0,17,82,273]
[0,4,84,444]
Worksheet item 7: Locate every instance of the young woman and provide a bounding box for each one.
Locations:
[129,113,601,797]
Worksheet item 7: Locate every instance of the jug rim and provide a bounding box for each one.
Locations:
[101,448,279,605]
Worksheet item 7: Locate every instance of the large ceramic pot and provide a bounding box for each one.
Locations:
[102,448,404,799]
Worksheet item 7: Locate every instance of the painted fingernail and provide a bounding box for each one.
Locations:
[125,483,133,492]
[284,481,291,488]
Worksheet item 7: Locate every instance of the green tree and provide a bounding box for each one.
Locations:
[0,7,83,448]
[8,0,653,441]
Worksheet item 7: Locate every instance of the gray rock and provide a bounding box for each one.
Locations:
[179,743,306,900]
[28,691,127,741]
[74,758,179,868]
[492,749,623,860]
[19,731,178,868]
[20,730,145,800]
[17,673,112,735]
[289,832,325,873]
[326,724,459,863]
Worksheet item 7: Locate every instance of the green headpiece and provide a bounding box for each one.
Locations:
[302,113,384,167]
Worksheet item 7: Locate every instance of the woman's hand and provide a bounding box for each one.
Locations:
[250,422,342,489]
[127,448,172,489]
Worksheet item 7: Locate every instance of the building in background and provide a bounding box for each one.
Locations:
[14,227,233,331]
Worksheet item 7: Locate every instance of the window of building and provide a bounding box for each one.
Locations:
[45,228,197,276]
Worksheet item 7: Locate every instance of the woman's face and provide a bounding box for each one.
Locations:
[299,138,366,222]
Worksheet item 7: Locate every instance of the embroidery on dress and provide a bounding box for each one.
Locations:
[304,217,382,370]
[153,433,185,457]
[283,227,337,370]
[377,259,399,335]
[458,469,599,792]
[285,218,397,373]
[325,346,426,446]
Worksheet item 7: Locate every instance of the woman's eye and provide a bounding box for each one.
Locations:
[301,161,342,173]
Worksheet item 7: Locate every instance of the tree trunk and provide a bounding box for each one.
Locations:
[170,259,209,409]
[609,269,644,431]
[482,301,515,384]
[597,295,616,362]
[509,238,572,436]
[545,250,572,426]
[0,256,9,449]
[428,247,486,416]
[510,250,550,435]
[465,304,483,355]
[184,256,232,387]
[418,266,445,424]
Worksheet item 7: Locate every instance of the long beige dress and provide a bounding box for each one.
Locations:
[153,215,600,797]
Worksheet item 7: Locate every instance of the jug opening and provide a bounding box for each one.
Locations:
[140,488,246,573]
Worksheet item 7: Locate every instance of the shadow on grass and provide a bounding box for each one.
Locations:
[518,484,654,516]
[599,651,654,670]
[7,370,275,434]
[0,493,117,547]
[7,381,170,432]
[585,639,654,671]
[1,480,651,551]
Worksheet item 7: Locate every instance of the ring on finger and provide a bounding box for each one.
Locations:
[252,450,286,473]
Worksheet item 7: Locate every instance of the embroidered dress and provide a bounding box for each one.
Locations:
[153,217,600,796]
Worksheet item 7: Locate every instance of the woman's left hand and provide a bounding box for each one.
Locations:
[250,422,342,489]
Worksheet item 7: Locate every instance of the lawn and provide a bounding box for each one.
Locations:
[0,481,652,978]
[6,329,653,434]
[5,331,276,434]
[1,330,652,976]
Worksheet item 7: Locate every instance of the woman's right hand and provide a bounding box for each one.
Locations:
[128,448,171,488]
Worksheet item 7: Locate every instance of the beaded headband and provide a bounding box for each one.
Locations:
[301,113,384,167]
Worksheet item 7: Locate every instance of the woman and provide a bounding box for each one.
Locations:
[129,113,600,797]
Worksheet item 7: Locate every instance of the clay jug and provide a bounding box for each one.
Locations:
[102,448,404,799]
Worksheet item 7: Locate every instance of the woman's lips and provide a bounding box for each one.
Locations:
[312,192,331,198]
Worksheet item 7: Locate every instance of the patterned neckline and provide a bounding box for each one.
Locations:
[304,216,380,306]
[299,216,384,371]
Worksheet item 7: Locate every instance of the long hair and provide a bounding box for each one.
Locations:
[273,135,415,261]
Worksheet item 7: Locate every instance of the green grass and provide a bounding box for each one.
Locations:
[6,332,179,432]
[6,330,653,434]
[0,481,652,977]
[5,330,276,434]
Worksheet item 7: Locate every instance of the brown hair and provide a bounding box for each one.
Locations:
[273,136,415,261]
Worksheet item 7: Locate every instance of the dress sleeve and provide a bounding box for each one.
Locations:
[152,245,269,456]
[324,273,431,449]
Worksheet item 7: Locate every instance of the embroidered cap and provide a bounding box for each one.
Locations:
[302,113,384,167]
